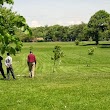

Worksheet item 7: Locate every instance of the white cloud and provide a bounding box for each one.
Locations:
[74,21,82,24]
[30,20,82,27]
[56,20,82,26]
[31,20,42,27]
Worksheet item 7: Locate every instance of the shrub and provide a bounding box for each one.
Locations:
[88,47,95,55]
[75,39,79,45]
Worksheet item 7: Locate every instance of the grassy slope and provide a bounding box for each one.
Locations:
[0,42,110,110]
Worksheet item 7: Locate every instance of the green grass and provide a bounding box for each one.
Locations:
[0,41,110,110]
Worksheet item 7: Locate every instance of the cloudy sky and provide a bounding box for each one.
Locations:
[10,0,110,27]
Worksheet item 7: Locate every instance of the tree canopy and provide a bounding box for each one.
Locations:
[0,0,14,5]
[0,0,32,55]
[88,10,110,45]
[13,10,110,44]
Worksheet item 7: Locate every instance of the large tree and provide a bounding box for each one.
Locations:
[0,0,14,5]
[88,10,110,45]
[0,0,32,55]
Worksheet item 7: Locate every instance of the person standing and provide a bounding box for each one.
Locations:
[27,51,36,78]
[5,53,16,80]
[0,56,6,79]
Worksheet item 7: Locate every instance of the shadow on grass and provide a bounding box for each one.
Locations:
[82,44,96,46]
[99,44,110,48]
[0,78,5,80]
[82,43,110,48]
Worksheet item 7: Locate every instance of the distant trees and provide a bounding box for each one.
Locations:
[14,10,110,44]
[24,23,87,42]
[68,23,87,41]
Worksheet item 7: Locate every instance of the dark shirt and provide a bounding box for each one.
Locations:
[0,56,3,67]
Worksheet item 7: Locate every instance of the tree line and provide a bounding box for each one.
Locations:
[1,0,110,55]
[17,10,110,45]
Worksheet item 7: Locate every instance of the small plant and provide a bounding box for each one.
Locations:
[87,47,96,66]
[29,46,33,51]
[89,37,93,42]
[88,47,95,55]
[51,46,64,72]
[75,39,79,45]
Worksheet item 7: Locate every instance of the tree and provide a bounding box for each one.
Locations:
[0,0,14,5]
[51,46,64,72]
[0,0,32,55]
[67,23,87,41]
[88,10,110,45]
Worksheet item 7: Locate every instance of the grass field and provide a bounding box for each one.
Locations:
[0,41,110,110]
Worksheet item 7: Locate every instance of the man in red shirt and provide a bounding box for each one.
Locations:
[27,51,36,78]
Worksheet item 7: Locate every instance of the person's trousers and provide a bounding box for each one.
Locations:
[0,67,6,78]
[7,67,15,79]
[28,62,35,78]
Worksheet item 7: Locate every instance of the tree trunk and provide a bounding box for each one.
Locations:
[96,39,99,45]
[95,31,99,45]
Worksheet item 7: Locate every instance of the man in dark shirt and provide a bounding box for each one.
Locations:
[0,56,6,79]
[27,51,36,78]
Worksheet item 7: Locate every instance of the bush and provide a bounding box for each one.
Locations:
[75,39,79,45]
[88,47,95,55]
[37,40,44,42]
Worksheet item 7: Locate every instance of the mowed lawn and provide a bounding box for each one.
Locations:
[0,42,110,110]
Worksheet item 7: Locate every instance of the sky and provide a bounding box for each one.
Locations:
[9,0,110,27]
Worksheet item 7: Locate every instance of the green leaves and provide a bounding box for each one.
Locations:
[88,10,110,44]
[13,15,32,35]
[0,0,14,5]
[51,46,64,72]
[88,10,110,30]
[75,39,79,45]
[52,46,64,61]
[88,47,95,55]
[0,2,32,55]
[0,33,22,55]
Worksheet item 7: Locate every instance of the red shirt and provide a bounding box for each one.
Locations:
[28,53,36,63]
